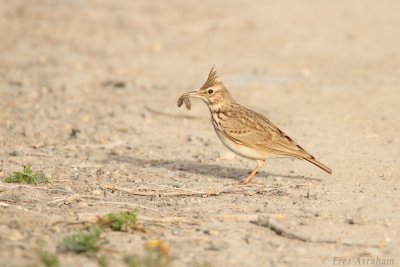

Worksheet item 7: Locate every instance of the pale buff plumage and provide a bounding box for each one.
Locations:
[178,67,332,184]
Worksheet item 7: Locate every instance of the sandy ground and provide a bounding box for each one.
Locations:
[0,1,399,266]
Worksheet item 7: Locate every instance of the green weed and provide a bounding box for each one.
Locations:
[60,225,104,254]
[97,254,109,267]
[39,251,60,267]
[100,211,137,231]
[4,166,48,184]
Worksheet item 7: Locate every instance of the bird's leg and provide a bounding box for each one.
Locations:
[241,160,265,184]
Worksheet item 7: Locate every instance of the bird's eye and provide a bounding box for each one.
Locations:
[208,89,214,94]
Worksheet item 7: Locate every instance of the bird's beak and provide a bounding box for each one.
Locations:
[187,91,201,98]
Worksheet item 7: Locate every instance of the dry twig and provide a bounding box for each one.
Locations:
[102,184,211,197]
[91,201,158,211]
[254,215,384,248]
[0,183,70,194]
[48,194,101,207]
[102,182,305,198]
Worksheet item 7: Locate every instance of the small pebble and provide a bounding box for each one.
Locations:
[92,189,102,195]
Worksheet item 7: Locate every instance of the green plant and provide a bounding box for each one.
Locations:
[100,211,137,231]
[4,166,48,184]
[97,254,108,267]
[124,241,169,267]
[60,225,104,254]
[40,251,59,267]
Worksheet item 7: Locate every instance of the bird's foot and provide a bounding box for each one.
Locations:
[239,177,255,185]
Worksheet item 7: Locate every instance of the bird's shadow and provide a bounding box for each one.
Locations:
[107,155,321,182]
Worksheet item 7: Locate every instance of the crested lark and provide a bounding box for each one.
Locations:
[178,67,332,184]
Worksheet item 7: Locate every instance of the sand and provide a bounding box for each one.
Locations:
[0,1,399,266]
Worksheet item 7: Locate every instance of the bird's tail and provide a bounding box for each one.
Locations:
[304,157,332,174]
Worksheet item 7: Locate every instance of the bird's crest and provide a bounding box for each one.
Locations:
[200,66,221,90]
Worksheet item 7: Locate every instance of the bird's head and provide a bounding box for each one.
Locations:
[188,67,235,108]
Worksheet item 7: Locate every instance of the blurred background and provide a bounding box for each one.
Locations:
[0,1,399,266]
[1,0,399,156]
[1,0,399,171]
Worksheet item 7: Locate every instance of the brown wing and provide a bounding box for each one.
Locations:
[219,106,312,159]
[217,105,332,174]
